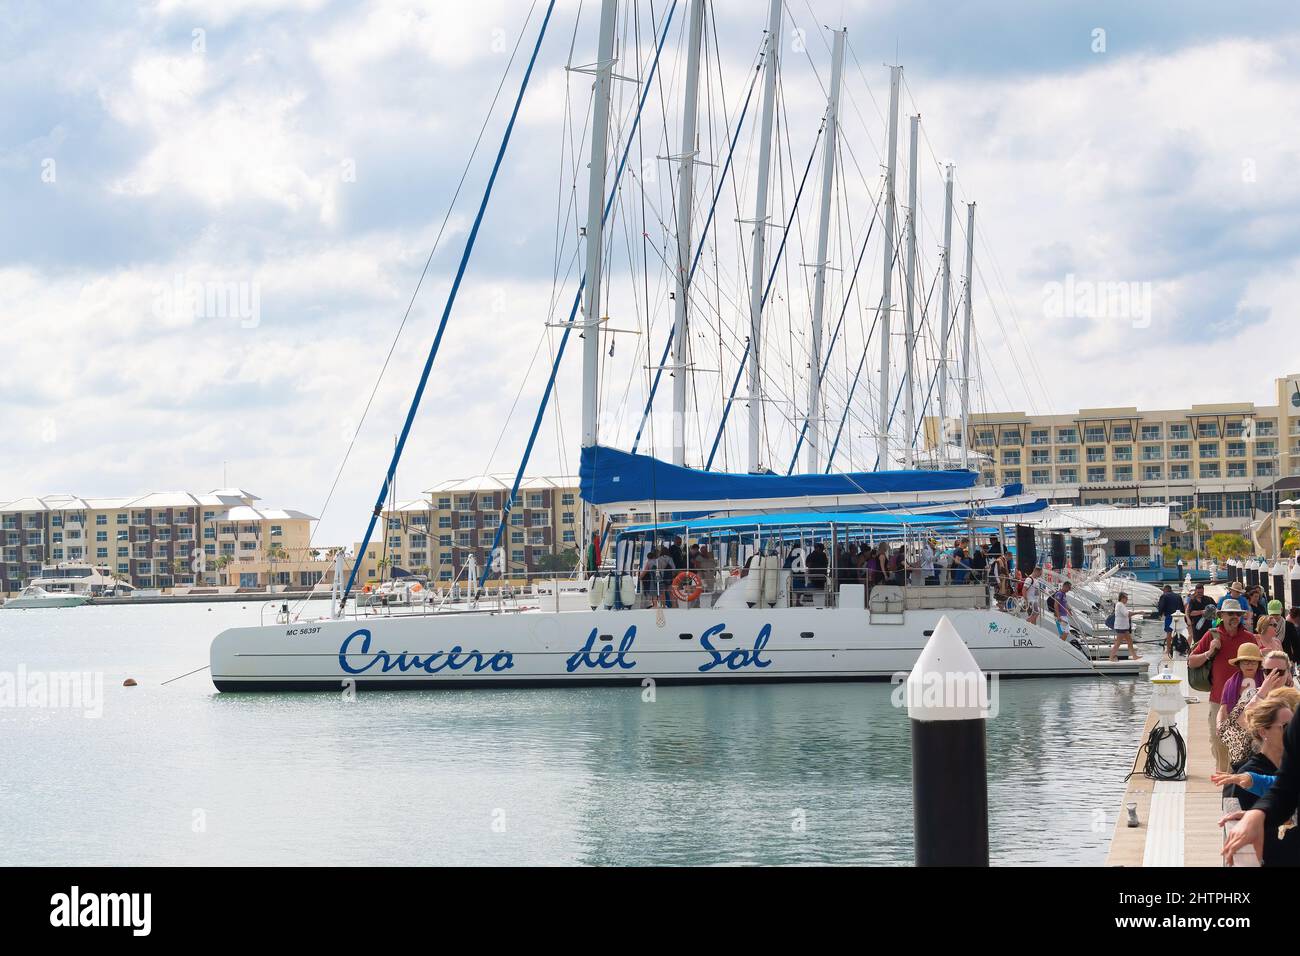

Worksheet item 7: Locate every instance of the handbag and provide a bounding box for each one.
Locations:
[1105,612,1116,630]
[1188,639,1215,692]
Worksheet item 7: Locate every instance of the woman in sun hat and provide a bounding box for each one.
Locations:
[1219,642,1265,765]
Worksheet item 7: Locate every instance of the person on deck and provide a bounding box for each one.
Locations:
[805,542,829,590]
[1109,592,1139,663]
[1190,604,1255,773]
[1051,580,1074,640]
[1025,567,1047,625]
[1284,607,1300,664]
[1218,690,1300,866]
[1157,584,1186,658]
[1186,583,1217,645]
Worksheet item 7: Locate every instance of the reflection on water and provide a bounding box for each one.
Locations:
[0,604,1148,865]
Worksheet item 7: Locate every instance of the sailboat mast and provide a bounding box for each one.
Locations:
[670,0,706,467]
[580,0,619,452]
[902,113,920,469]
[936,164,955,444]
[804,26,846,475]
[876,64,901,470]
[746,0,782,474]
[960,201,976,472]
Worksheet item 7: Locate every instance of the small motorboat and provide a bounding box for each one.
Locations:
[3,585,90,609]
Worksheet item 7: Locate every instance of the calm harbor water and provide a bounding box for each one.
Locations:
[0,603,1149,866]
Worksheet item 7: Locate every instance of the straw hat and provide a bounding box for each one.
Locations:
[1218,603,1246,615]
[1229,581,1245,593]
[1230,643,1264,665]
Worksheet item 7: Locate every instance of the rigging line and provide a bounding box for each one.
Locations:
[702,109,827,472]
[478,0,680,589]
[339,0,558,610]
[630,35,765,455]
[298,0,540,564]
[873,265,942,470]
[822,236,906,474]
[785,180,883,473]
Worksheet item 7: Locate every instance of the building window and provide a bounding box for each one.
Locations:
[1199,463,1221,479]
[1199,442,1219,458]
[1169,424,1190,439]
[1169,464,1190,480]
[1112,426,1133,442]
[1086,447,1105,463]
[1030,450,1049,465]
[1087,467,1106,483]
[1084,427,1106,443]
[437,497,451,510]
[1002,450,1020,465]
[1002,469,1021,484]
[1225,441,1246,458]
[1257,461,1278,477]
[438,516,452,528]
[562,531,576,543]
[1113,445,1132,461]
[96,531,107,542]
[1143,465,1163,481]
[1000,430,1022,446]
[561,493,575,506]
[96,514,107,526]
[1227,462,1247,478]
[1197,422,1219,438]
[388,518,401,530]
[1030,429,1049,445]
[480,495,495,510]
[1057,449,1077,464]
[1114,465,1133,481]
[1058,468,1078,483]
[1141,445,1162,461]
[1140,425,1163,441]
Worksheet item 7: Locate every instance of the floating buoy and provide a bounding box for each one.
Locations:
[123,678,137,687]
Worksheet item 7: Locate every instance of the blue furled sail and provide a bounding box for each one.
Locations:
[580,445,982,515]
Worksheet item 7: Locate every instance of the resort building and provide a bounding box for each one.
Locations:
[922,372,1300,554]
[348,476,583,586]
[0,489,330,594]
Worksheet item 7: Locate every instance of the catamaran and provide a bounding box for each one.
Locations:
[210,0,1142,690]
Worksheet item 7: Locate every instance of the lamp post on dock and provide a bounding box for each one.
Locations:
[907,615,990,866]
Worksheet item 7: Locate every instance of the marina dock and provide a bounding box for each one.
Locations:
[1106,661,1258,867]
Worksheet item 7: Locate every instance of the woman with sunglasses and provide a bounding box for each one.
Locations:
[1222,650,1293,769]
[1254,615,1284,655]
[1216,689,1300,866]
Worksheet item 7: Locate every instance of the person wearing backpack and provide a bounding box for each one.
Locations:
[1189,604,1255,773]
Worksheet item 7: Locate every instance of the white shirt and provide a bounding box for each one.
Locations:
[1114,602,1131,630]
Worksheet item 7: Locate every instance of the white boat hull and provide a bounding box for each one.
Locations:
[4,595,89,609]
[210,605,1141,691]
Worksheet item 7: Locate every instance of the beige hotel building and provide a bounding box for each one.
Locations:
[923,372,1300,549]
[0,488,328,595]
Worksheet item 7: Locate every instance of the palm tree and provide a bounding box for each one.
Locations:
[266,545,290,591]
[1181,507,1210,570]
[215,553,233,586]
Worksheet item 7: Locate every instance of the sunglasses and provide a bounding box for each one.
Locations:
[1264,667,1289,676]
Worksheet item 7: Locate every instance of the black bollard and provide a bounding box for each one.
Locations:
[1291,566,1300,611]
[908,616,990,866]
[1272,563,1286,612]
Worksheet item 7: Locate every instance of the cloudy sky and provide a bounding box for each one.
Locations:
[5,0,1299,543]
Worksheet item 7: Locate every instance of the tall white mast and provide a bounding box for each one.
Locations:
[804,26,846,474]
[746,0,782,474]
[670,0,706,467]
[876,64,901,470]
[580,0,619,451]
[902,113,920,468]
[960,201,976,472]
[935,164,955,447]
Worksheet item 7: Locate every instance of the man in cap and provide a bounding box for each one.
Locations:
[1189,603,1255,772]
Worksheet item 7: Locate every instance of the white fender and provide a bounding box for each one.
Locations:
[743,554,763,607]
[762,553,780,607]
[621,574,637,606]
[588,575,604,610]
[601,573,616,609]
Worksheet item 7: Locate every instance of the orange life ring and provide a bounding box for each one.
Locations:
[363,585,372,593]
[411,583,423,592]
[671,571,703,604]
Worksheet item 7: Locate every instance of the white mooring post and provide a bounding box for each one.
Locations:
[906,615,990,866]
